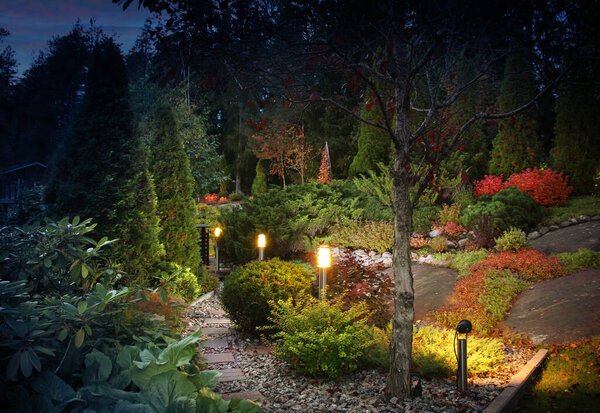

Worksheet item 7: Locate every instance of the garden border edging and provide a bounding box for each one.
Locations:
[482,349,548,413]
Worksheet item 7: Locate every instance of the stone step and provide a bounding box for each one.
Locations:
[245,345,273,355]
[204,338,230,348]
[223,390,264,403]
[201,326,234,337]
[217,368,246,382]
[203,317,233,325]
[202,352,235,364]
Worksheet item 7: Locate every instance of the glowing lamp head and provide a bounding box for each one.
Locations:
[257,233,266,248]
[214,227,222,238]
[317,245,331,268]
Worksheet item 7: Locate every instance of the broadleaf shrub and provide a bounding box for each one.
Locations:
[327,253,393,328]
[221,258,314,333]
[461,187,543,233]
[271,296,374,377]
[474,168,573,206]
[494,227,529,252]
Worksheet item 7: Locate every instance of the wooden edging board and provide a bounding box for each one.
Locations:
[482,349,549,413]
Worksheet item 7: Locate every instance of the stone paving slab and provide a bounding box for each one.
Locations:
[245,345,273,355]
[204,317,234,325]
[202,326,234,336]
[530,220,600,255]
[217,368,246,382]
[204,338,230,348]
[203,352,235,363]
[223,391,264,402]
[501,269,600,345]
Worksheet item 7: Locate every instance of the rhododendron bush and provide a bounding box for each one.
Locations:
[473,168,572,206]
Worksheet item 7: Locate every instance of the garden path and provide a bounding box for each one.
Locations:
[501,222,600,345]
[530,220,600,254]
[501,269,600,345]
[384,263,458,322]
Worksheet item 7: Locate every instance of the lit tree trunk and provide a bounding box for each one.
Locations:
[386,42,414,398]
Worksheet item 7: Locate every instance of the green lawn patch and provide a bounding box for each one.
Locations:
[517,337,600,412]
[542,196,600,226]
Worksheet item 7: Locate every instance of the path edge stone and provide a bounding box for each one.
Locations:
[482,349,548,413]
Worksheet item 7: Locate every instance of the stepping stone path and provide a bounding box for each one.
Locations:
[185,293,266,404]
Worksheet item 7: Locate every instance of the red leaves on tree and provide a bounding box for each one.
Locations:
[310,87,319,102]
[317,143,331,184]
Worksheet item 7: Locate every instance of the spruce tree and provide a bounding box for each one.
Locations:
[150,103,201,272]
[551,65,600,194]
[251,159,268,195]
[489,47,540,176]
[348,100,391,176]
[45,39,163,284]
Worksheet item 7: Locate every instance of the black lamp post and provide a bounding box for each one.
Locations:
[456,319,472,394]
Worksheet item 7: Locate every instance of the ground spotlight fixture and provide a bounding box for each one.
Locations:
[455,319,472,394]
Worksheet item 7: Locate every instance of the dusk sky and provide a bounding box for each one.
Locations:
[0,0,152,76]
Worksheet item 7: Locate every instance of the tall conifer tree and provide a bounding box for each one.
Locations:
[150,103,201,271]
[489,46,540,176]
[348,100,391,176]
[551,65,600,194]
[46,39,163,283]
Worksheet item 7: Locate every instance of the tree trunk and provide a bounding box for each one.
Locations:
[386,150,414,399]
[386,40,414,398]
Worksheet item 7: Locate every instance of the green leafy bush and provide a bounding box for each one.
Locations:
[271,296,375,377]
[328,220,393,253]
[494,227,529,251]
[158,261,203,303]
[555,249,600,274]
[218,182,362,264]
[461,187,543,233]
[221,258,314,333]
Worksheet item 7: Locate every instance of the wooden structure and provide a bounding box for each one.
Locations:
[0,162,47,204]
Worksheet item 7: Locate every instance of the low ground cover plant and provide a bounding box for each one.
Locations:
[221,258,314,333]
[471,249,565,282]
[437,249,490,278]
[271,296,374,378]
[362,324,506,378]
[555,249,600,274]
[541,195,600,226]
[518,337,600,412]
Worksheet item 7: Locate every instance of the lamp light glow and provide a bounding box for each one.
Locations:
[257,233,266,248]
[317,245,331,268]
[214,227,222,238]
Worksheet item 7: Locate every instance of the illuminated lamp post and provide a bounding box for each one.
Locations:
[317,245,331,300]
[257,233,266,261]
[214,227,222,274]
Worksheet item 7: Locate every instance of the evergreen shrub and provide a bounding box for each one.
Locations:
[494,227,529,251]
[429,236,448,253]
[271,296,374,377]
[221,258,314,333]
[461,187,543,233]
[328,220,393,253]
[218,182,361,264]
[413,205,441,234]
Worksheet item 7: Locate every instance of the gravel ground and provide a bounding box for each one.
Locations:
[187,289,535,413]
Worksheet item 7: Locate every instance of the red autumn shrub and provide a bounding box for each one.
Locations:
[201,193,218,203]
[474,175,506,197]
[471,248,566,281]
[473,168,573,206]
[433,221,466,238]
[505,168,572,206]
[218,196,230,203]
[327,251,393,328]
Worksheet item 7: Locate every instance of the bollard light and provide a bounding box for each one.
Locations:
[214,227,222,274]
[317,245,331,300]
[257,233,266,261]
[455,319,472,394]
